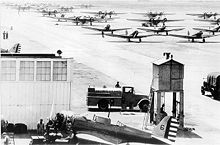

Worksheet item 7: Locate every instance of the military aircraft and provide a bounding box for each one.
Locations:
[82,11,126,18]
[195,18,220,25]
[187,12,219,19]
[138,25,184,35]
[193,25,220,35]
[48,14,67,22]
[48,112,179,145]
[38,9,61,17]
[61,15,112,25]
[82,24,131,37]
[56,16,96,25]
[169,31,219,42]
[104,30,155,42]
[1,43,21,53]
[133,11,174,18]
[127,17,184,27]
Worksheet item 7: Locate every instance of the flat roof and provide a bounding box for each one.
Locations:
[0,53,62,58]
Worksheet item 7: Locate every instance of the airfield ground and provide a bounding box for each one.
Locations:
[1,0,220,144]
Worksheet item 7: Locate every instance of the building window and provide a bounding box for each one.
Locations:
[19,61,34,81]
[53,61,67,81]
[1,60,16,81]
[36,61,51,81]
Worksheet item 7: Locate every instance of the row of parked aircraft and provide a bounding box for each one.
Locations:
[40,9,220,43]
[3,2,220,44]
[83,24,219,43]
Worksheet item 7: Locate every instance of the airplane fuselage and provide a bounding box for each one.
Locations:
[71,117,165,144]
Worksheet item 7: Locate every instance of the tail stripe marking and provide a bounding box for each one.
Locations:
[169,132,177,136]
[169,127,178,132]
[167,117,179,142]
[170,122,179,127]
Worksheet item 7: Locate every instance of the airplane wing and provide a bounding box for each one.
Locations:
[111,28,132,32]
[165,19,184,22]
[186,13,203,16]
[105,33,154,39]
[166,28,185,32]
[137,27,159,32]
[81,11,99,15]
[194,19,216,22]
[202,34,220,38]
[193,28,213,32]
[138,28,184,32]
[82,27,105,31]
[105,33,133,38]
[169,34,192,39]
[127,18,150,22]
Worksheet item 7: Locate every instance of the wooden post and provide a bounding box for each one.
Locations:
[172,92,176,117]
[156,91,161,125]
[179,91,184,129]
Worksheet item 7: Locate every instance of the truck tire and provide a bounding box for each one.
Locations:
[139,101,149,112]
[98,99,109,111]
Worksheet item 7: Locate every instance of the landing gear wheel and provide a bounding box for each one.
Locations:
[98,100,109,111]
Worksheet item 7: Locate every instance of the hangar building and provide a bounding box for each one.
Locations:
[0,53,74,129]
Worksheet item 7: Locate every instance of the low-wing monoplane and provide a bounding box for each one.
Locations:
[169,31,219,42]
[38,9,62,17]
[187,12,219,19]
[133,11,174,18]
[82,10,125,18]
[46,112,179,145]
[138,25,184,35]
[82,24,131,37]
[58,16,95,25]
[104,30,154,42]
[127,17,183,27]
[60,15,111,25]
[193,25,220,35]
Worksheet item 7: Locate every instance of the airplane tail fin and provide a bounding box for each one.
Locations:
[9,43,21,53]
[152,116,179,143]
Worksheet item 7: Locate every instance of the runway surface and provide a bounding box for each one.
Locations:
[1,0,220,144]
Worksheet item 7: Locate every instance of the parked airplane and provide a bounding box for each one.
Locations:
[82,11,125,18]
[1,43,21,53]
[105,30,154,42]
[48,112,179,145]
[169,31,219,42]
[127,17,183,27]
[187,12,219,19]
[38,9,61,17]
[193,25,220,35]
[82,24,131,37]
[61,15,113,25]
[138,25,184,35]
[133,11,174,18]
[58,16,96,25]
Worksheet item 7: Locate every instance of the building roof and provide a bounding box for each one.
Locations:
[153,58,184,66]
[0,53,62,58]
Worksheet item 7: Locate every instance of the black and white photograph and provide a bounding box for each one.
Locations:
[1,0,220,144]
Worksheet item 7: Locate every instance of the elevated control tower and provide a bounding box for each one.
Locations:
[150,53,184,129]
